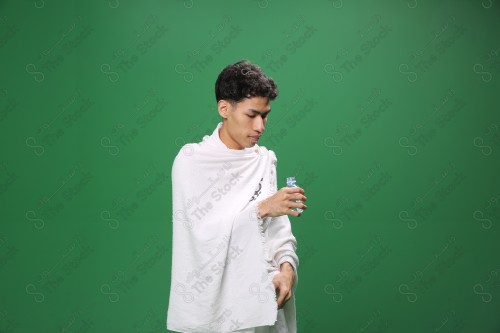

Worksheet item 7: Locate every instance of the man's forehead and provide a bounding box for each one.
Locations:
[241,96,271,111]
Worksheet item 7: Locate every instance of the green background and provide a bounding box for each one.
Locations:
[1,0,500,332]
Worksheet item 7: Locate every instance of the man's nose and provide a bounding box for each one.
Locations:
[255,116,265,133]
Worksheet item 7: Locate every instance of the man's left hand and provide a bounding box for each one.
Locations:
[272,262,295,309]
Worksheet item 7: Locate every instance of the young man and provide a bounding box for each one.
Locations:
[167,60,307,333]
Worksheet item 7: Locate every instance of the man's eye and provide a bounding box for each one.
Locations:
[247,114,268,119]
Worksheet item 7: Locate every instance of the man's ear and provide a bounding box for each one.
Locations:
[217,100,232,119]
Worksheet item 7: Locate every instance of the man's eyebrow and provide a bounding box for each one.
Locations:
[247,108,271,115]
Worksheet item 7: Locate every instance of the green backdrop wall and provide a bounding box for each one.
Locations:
[1,0,500,332]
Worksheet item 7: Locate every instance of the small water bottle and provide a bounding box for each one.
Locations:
[286,177,303,214]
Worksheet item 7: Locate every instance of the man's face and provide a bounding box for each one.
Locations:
[218,96,271,150]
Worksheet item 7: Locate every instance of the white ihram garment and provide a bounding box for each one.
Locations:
[166,122,299,333]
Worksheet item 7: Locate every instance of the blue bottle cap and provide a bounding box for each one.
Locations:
[286,177,296,187]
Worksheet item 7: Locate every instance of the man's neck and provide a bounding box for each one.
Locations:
[218,125,243,150]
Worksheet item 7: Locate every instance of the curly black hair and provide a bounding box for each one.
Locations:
[215,60,278,104]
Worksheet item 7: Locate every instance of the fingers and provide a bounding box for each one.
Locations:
[286,193,307,201]
[283,201,307,217]
[283,186,305,195]
[290,201,307,209]
[284,190,307,203]
[277,290,293,309]
[266,187,308,218]
[276,284,288,307]
[287,202,307,215]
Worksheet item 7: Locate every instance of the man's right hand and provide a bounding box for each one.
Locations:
[258,187,307,218]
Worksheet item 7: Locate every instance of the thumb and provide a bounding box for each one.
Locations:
[276,281,286,306]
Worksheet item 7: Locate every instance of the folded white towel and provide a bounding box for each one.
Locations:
[167,122,298,333]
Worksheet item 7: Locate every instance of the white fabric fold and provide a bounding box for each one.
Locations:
[167,122,298,333]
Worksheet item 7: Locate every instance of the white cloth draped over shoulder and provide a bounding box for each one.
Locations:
[166,122,299,333]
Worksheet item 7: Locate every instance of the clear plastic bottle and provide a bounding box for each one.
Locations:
[286,176,303,214]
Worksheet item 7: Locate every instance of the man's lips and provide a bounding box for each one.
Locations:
[249,135,260,141]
